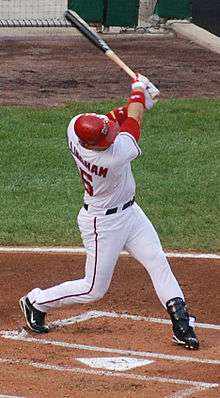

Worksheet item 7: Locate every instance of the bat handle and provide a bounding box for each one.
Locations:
[106,50,136,80]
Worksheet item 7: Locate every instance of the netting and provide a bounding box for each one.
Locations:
[0,0,158,29]
[0,0,69,27]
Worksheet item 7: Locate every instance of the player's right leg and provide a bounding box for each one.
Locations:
[124,203,199,350]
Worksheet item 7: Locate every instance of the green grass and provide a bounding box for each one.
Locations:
[0,99,219,251]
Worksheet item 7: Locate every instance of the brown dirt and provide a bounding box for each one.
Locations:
[0,34,219,106]
[0,253,220,397]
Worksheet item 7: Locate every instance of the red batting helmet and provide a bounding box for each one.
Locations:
[74,113,119,148]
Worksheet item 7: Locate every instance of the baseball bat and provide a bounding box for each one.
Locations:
[64,9,137,80]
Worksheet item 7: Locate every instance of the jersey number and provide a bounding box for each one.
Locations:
[80,168,94,196]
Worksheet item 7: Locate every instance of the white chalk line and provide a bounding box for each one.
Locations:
[0,357,218,391]
[1,329,219,365]
[0,396,27,398]
[59,310,219,330]
[1,311,219,398]
[0,309,219,366]
[0,245,219,259]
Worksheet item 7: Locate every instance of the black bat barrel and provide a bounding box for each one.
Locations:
[65,10,111,53]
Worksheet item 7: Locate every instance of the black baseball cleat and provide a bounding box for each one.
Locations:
[166,297,199,350]
[19,296,49,333]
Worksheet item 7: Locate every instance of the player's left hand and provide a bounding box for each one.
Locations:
[146,80,160,99]
[145,90,156,110]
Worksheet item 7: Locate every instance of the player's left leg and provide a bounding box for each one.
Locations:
[124,203,199,349]
[19,208,133,332]
[26,215,127,313]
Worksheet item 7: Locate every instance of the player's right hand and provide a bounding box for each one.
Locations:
[131,73,159,110]
[131,73,160,101]
[131,73,149,92]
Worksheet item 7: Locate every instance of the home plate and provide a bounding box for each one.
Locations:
[76,356,154,371]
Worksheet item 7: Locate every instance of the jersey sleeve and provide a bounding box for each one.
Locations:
[111,131,141,167]
[108,113,142,166]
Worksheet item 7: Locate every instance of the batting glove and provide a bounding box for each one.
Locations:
[146,81,160,99]
[144,90,155,110]
[131,73,149,92]
[131,74,158,110]
[132,73,160,101]
[137,73,160,99]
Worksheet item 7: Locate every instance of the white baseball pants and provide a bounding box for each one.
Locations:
[28,203,184,312]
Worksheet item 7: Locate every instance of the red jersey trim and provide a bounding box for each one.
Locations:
[106,106,128,126]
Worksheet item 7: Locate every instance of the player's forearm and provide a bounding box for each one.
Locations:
[127,87,145,125]
[119,88,145,141]
[127,102,145,125]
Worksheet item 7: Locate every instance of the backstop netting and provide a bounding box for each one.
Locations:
[0,0,158,28]
[0,0,69,27]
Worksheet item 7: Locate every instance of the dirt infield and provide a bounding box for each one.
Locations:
[0,252,220,397]
[0,34,220,106]
[0,34,220,397]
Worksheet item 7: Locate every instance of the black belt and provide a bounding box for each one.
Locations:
[84,197,135,215]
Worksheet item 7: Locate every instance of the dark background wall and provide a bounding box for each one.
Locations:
[192,0,220,36]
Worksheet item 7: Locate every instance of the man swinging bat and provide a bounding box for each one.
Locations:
[19,72,199,350]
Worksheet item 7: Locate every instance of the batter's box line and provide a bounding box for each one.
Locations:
[0,311,220,365]
[0,357,219,398]
[49,309,220,330]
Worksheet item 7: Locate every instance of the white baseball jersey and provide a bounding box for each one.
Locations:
[67,115,142,209]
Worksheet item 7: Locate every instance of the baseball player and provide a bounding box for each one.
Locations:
[19,74,199,350]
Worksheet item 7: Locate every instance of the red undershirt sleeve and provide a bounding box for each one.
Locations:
[120,117,140,142]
